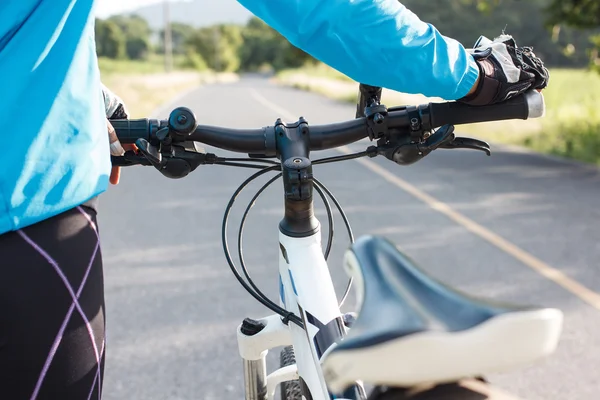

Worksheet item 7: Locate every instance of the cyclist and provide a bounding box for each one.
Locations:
[0,1,548,399]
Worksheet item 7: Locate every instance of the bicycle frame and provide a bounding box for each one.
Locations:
[110,90,551,400]
[236,225,357,400]
[233,116,363,400]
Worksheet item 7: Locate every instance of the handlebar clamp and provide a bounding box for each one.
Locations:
[365,104,389,141]
[406,106,426,143]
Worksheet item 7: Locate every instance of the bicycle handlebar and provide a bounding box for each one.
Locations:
[111,90,544,155]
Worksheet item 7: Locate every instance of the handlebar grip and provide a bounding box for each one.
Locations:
[429,90,545,128]
[110,119,152,144]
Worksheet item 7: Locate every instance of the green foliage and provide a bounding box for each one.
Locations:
[125,36,150,60]
[98,55,170,75]
[448,68,600,164]
[590,35,600,73]
[403,0,597,68]
[546,0,600,71]
[239,17,316,71]
[180,48,209,71]
[516,69,600,164]
[238,17,284,71]
[186,24,243,72]
[278,64,353,82]
[106,14,152,60]
[95,19,126,59]
[546,0,600,28]
[159,22,195,55]
[459,0,600,71]
[107,14,152,38]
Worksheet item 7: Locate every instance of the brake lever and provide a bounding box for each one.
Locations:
[136,138,214,179]
[136,138,165,168]
[110,150,152,167]
[380,124,455,165]
[440,137,491,156]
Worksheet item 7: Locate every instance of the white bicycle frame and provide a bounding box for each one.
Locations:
[236,223,358,400]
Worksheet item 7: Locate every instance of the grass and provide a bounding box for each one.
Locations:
[525,70,600,164]
[457,69,600,165]
[98,56,237,118]
[98,53,196,75]
[276,65,600,165]
[277,63,354,82]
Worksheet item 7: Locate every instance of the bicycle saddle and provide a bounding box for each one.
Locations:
[322,236,563,394]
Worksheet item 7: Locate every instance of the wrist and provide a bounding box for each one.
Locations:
[467,70,481,96]
[457,59,490,105]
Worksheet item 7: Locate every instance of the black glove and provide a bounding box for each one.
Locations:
[102,83,130,157]
[101,83,129,120]
[459,34,549,106]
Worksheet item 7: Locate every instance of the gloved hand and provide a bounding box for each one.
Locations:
[102,82,129,120]
[459,34,549,106]
[102,83,132,184]
[102,83,129,157]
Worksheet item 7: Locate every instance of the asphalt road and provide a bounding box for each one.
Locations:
[98,77,600,400]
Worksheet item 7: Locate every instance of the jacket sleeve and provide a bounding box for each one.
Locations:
[236,0,479,100]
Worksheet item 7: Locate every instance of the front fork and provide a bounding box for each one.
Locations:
[237,315,297,400]
[243,359,267,400]
[237,313,365,400]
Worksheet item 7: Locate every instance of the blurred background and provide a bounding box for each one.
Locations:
[95,1,600,399]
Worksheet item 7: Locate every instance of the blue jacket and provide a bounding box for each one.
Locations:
[0,0,478,235]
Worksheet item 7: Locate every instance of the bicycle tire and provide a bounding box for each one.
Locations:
[280,346,302,400]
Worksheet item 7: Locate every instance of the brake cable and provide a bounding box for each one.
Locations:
[313,177,356,308]
[235,173,334,318]
[221,165,305,328]
[221,150,367,328]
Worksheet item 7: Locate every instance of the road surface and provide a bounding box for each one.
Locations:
[98,77,600,400]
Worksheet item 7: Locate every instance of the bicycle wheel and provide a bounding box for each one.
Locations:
[280,346,302,400]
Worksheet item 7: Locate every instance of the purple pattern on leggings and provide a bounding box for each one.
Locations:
[86,340,105,400]
[19,210,102,400]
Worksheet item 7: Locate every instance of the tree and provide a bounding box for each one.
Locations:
[107,14,152,60]
[546,0,600,71]
[239,17,283,71]
[547,0,600,28]
[180,49,209,71]
[159,22,195,55]
[108,14,152,38]
[186,24,243,72]
[402,0,596,68]
[238,17,316,71]
[471,0,600,71]
[126,36,150,60]
[95,19,126,59]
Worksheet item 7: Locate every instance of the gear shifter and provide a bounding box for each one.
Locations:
[378,124,492,165]
[380,124,456,165]
[136,138,163,166]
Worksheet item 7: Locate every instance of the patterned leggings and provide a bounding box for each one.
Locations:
[0,205,105,400]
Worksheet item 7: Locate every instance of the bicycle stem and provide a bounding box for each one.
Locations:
[276,117,320,239]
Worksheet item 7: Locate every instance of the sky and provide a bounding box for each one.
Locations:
[95,0,187,18]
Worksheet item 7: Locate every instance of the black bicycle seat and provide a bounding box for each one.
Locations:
[322,236,563,394]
